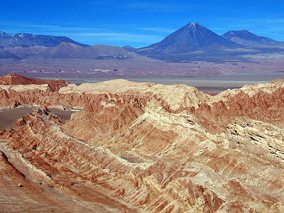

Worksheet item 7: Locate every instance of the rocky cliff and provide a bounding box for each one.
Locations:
[0,74,283,212]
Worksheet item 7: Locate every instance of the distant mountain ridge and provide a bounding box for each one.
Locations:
[0,31,135,60]
[0,32,84,47]
[136,22,245,61]
[136,22,284,61]
[0,23,283,62]
[222,30,280,46]
[2,43,134,60]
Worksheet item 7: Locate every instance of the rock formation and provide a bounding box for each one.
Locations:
[0,72,67,91]
[0,74,283,212]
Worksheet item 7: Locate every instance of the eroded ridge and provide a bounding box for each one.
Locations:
[0,74,283,212]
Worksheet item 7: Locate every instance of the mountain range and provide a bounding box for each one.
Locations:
[222,30,280,47]
[0,22,283,62]
[136,22,284,61]
[0,32,84,47]
[137,23,239,53]
[136,22,241,61]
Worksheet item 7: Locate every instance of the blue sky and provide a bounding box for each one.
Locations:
[0,0,283,47]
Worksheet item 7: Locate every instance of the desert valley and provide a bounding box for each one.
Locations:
[0,73,283,212]
[1,0,284,211]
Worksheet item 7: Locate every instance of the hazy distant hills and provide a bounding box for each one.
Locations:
[4,43,134,60]
[0,32,134,60]
[0,22,283,62]
[0,32,83,47]
[222,30,281,47]
[0,49,20,59]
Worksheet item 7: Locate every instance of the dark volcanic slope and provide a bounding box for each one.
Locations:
[139,22,238,53]
[136,22,242,61]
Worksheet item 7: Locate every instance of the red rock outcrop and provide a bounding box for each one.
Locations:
[193,87,284,133]
[0,72,67,91]
[0,76,283,212]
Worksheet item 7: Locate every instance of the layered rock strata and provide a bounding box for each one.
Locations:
[0,74,283,212]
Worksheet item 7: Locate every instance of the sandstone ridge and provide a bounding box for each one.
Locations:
[0,74,283,212]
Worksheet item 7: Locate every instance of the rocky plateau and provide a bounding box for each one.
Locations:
[0,73,283,212]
